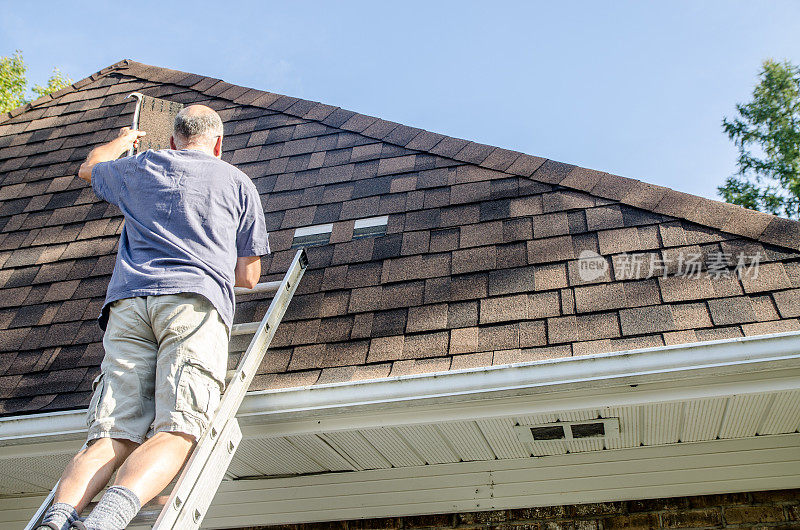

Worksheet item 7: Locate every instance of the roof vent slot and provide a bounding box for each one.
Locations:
[292,223,333,249]
[353,216,388,240]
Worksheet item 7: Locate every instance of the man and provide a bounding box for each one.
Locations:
[38,105,270,530]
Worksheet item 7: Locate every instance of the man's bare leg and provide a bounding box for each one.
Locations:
[76,432,194,529]
[53,438,138,512]
[111,431,195,505]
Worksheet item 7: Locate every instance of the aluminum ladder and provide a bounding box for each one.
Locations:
[26,248,308,529]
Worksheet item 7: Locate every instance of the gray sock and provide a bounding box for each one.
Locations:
[82,486,141,530]
[38,502,79,530]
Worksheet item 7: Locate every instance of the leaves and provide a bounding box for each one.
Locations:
[32,68,72,98]
[0,50,73,114]
[0,50,28,113]
[720,59,800,219]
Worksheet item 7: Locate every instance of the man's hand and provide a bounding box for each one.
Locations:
[77,127,146,183]
[117,127,147,152]
[234,255,261,289]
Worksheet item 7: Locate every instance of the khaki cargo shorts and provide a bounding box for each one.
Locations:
[87,293,229,444]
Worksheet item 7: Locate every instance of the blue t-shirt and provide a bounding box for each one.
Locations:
[91,149,270,332]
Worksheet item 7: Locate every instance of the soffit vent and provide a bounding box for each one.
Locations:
[513,418,620,444]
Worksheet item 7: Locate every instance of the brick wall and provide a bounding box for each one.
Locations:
[241,488,800,530]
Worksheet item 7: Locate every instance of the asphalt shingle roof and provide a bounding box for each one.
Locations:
[1,59,800,416]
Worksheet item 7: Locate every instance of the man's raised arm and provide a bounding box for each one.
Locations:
[77,127,146,183]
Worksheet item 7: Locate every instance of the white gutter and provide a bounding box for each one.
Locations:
[2,331,800,445]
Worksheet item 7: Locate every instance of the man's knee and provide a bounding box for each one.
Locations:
[85,437,139,466]
[152,431,197,452]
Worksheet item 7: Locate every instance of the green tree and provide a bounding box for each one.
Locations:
[719,59,800,219]
[0,50,72,114]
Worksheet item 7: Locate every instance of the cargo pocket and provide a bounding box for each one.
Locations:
[86,373,106,427]
[175,361,222,418]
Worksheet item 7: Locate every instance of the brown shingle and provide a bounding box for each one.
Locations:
[752,294,779,321]
[317,363,392,385]
[478,323,519,351]
[619,305,675,335]
[671,302,712,329]
[494,344,571,364]
[450,327,478,354]
[480,294,527,324]
[389,357,451,377]
[541,190,595,213]
[519,320,547,348]
[7,59,800,416]
[597,227,641,255]
[742,319,800,336]
[566,255,612,286]
[531,212,569,239]
[452,246,496,275]
[620,181,668,211]
[576,312,620,341]
[460,221,502,248]
[509,195,543,217]
[450,351,493,370]
[429,228,459,253]
[546,315,577,344]
[528,235,574,264]
[406,303,448,332]
[573,282,617,313]
[528,291,561,319]
[663,330,698,346]
[585,205,624,231]
[381,281,425,310]
[658,275,716,302]
[402,330,449,358]
[739,262,791,293]
[366,335,405,362]
[695,326,743,341]
[559,166,604,192]
[707,297,757,326]
[773,289,800,318]
[497,241,528,269]
[488,266,535,296]
[532,263,568,291]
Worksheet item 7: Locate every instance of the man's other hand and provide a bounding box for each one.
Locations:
[117,127,147,152]
[78,128,147,183]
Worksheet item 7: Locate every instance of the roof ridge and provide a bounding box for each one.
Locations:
[14,59,800,251]
[0,59,133,126]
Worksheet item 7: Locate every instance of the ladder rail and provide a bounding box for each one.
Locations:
[152,248,308,529]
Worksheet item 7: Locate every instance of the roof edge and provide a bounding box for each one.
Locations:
[2,330,800,447]
[0,59,133,126]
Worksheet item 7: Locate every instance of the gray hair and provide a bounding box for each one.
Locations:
[173,106,224,143]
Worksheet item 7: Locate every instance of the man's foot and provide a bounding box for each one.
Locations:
[36,523,61,530]
[69,521,87,530]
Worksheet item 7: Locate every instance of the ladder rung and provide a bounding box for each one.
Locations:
[230,321,259,336]
[234,280,281,296]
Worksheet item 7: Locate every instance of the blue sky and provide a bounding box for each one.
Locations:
[2,1,799,201]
